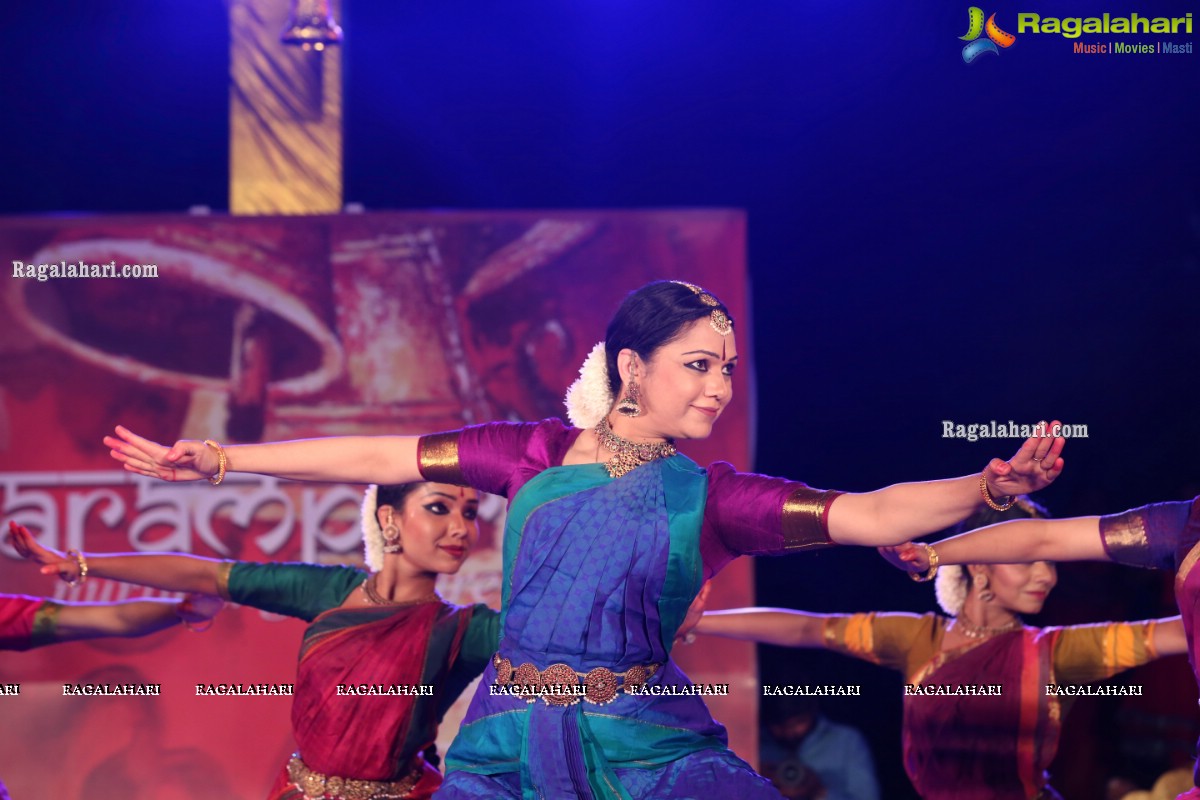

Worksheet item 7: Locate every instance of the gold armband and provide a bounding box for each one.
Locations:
[782,488,843,551]
[215,561,235,602]
[1098,509,1151,567]
[417,431,466,485]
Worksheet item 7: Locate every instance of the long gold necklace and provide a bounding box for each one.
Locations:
[594,417,677,478]
[361,575,440,607]
[954,614,1022,640]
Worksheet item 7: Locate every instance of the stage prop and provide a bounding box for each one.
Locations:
[231,0,343,214]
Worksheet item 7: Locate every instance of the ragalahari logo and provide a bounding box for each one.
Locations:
[960,7,1016,62]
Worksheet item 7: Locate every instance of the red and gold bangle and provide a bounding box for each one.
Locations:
[979,473,1014,512]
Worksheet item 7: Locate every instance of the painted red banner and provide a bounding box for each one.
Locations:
[0,210,756,799]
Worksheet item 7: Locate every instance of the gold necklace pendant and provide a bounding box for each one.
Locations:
[954,615,1022,640]
[594,417,677,478]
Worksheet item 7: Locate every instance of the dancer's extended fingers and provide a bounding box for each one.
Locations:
[108,448,170,478]
[1011,430,1042,465]
[104,433,164,468]
[1041,430,1066,468]
[119,461,171,480]
[111,425,168,458]
[1043,456,1064,481]
[1028,421,1055,461]
[7,523,59,565]
[8,521,33,558]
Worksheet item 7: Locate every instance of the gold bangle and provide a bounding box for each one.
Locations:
[909,544,940,583]
[979,473,1014,512]
[64,550,88,586]
[203,439,228,486]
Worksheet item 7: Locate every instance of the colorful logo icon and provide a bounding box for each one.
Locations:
[960,7,1016,62]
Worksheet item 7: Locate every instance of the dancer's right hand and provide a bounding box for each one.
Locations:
[674,580,712,645]
[104,425,218,482]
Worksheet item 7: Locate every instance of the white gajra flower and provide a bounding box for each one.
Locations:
[935,564,968,616]
[564,342,613,429]
[361,484,384,573]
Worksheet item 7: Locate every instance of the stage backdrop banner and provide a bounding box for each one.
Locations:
[0,210,755,799]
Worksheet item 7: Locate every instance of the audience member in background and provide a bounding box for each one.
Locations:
[761,694,881,800]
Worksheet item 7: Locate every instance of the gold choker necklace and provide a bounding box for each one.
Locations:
[362,576,440,607]
[954,615,1022,640]
[594,417,677,478]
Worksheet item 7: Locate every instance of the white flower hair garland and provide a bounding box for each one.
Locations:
[564,341,613,428]
[934,564,968,616]
[361,483,384,573]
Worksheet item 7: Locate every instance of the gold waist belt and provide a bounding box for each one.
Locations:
[491,652,660,706]
[286,753,423,800]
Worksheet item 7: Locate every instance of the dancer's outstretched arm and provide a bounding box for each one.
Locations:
[826,423,1065,546]
[695,608,834,648]
[53,595,222,642]
[697,609,1188,663]
[881,499,1195,578]
[881,517,1108,572]
[105,425,421,485]
[106,419,1067,551]
[10,521,227,596]
[1153,616,1187,656]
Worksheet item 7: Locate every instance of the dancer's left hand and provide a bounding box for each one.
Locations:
[982,419,1066,498]
[179,593,224,623]
[7,521,77,582]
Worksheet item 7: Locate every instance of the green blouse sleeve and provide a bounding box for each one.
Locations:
[438,604,501,716]
[224,562,366,622]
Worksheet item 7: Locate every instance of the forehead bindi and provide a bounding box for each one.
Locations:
[672,320,737,360]
[422,485,479,505]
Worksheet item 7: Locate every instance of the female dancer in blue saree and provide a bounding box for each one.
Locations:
[106,280,1066,799]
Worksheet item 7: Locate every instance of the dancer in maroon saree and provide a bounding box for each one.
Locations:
[11,482,498,800]
[698,499,1186,799]
[885,497,1200,798]
[268,570,486,799]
